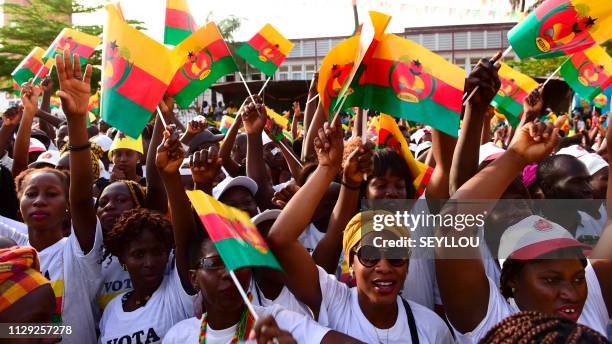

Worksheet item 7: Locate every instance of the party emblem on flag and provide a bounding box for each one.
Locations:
[103,40,132,90]
[577,63,606,87]
[43,28,101,65]
[534,1,596,54]
[326,63,356,101]
[184,50,212,80]
[498,78,520,98]
[390,58,434,104]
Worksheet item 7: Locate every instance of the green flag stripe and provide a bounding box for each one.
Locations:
[236,43,278,77]
[101,89,152,139]
[214,238,282,271]
[164,26,192,46]
[560,61,602,101]
[12,69,36,87]
[491,94,521,127]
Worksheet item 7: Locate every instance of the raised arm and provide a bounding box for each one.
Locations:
[313,142,372,273]
[179,117,205,146]
[515,85,544,133]
[0,109,20,165]
[37,78,58,141]
[425,127,456,210]
[156,125,196,293]
[144,96,174,213]
[436,121,558,333]
[302,101,327,162]
[56,51,97,253]
[269,121,302,180]
[450,57,500,195]
[190,146,222,195]
[219,114,243,177]
[243,96,277,211]
[267,121,344,318]
[291,101,302,142]
[12,82,40,177]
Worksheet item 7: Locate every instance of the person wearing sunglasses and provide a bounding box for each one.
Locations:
[267,121,453,343]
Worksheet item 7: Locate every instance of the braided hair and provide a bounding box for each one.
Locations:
[103,208,173,262]
[478,311,608,344]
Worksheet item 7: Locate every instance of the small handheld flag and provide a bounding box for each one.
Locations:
[11,47,51,88]
[164,0,198,46]
[43,28,101,65]
[236,24,293,78]
[491,62,539,127]
[560,44,611,102]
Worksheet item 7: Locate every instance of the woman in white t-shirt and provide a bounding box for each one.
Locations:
[1,54,104,344]
[157,120,359,344]
[267,121,453,343]
[435,122,612,342]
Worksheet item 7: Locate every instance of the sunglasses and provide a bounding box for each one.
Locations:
[198,255,225,270]
[352,245,408,268]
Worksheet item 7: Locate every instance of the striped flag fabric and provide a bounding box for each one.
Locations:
[491,62,539,127]
[11,47,52,88]
[164,0,197,46]
[219,115,235,134]
[236,24,294,77]
[186,190,282,271]
[168,22,239,109]
[507,0,612,59]
[377,114,433,196]
[101,4,183,138]
[43,28,101,65]
[359,34,465,137]
[560,44,611,102]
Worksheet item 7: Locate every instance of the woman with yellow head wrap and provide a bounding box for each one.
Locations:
[267,121,453,343]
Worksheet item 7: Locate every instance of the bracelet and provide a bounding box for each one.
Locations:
[341,180,361,190]
[68,142,91,152]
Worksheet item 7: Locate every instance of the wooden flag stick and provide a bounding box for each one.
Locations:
[542,61,566,87]
[463,46,513,106]
[257,77,271,97]
[33,63,53,83]
[156,106,168,128]
[361,109,368,180]
[306,94,320,105]
[229,270,259,320]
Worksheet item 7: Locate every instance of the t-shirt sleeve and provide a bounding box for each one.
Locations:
[66,218,103,284]
[164,262,198,317]
[451,276,514,343]
[316,265,351,327]
[261,305,330,344]
[0,219,29,246]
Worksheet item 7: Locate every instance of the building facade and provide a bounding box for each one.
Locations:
[238,22,516,82]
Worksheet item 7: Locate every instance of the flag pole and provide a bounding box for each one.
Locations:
[229,270,259,321]
[156,106,168,128]
[257,77,271,97]
[463,46,513,106]
[33,63,53,84]
[361,109,368,180]
[306,94,320,105]
[542,60,566,87]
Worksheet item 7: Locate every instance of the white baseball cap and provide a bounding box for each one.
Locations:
[415,141,432,159]
[28,138,46,153]
[212,176,258,200]
[556,145,608,175]
[28,150,60,168]
[478,142,505,165]
[411,128,431,144]
[92,135,113,153]
[498,215,589,264]
[556,144,588,158]
[251,209,282,226]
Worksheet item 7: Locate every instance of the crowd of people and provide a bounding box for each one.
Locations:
[0,49,610,344]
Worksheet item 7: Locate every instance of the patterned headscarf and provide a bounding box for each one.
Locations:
[59,142,105,181]
[0,246,49,312]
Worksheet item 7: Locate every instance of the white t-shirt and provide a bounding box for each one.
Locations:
[98,264,197,344]
[452,263,609,343]
[95,256,131,313]
[250,281,312,317]
[0,216,29,244]
[316,266,453,343]
[576,205,607,243]
[163,304,330,344]
[0,220,104,344]
[299,223,324,255]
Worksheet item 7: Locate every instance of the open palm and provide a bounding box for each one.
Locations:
[55,50,92,120]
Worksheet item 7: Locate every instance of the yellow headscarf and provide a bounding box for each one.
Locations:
[342,210,411,269]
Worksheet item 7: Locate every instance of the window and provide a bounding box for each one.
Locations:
[438,33,452,50]
[251,73,262,81]
[454,58,466,69]
[406,34,421,44]
[423,34,436,50]
[317,39,331,56]
[288,41,301,58]
[225,74,236,82]
[470,31,484,49]
[454,32,468,50]
[486,30,502,48]
[278,66,289,80]
[302,41,316,57]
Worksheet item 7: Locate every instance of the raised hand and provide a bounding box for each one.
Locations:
[292,101,302,120]
[508,121,558,164]
[240,95,267,135]
[109,166,127,182]
[186,117,207,135]
[19,81,41,115]
[465,53,501,110]
[158,94,175,115]
[249,315,297,344]
[314,120,344,171]
[55,49,92,120]
[267,119,284,142]
[342,141,374,186]
[1,107,22,128]
[523,85,544,121]
[41,76,54,93]
[189,146,222,186]
[272,181,300,208]
[156,125,185,175]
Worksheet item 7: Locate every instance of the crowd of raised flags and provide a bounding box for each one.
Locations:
[0,0,611,343]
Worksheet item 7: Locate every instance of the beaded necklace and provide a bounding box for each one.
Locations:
[198,306,254,344]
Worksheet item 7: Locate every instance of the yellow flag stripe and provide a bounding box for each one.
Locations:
[166,0,191,12]
[104,4,182,83]
[173,22,224,57]
[583,45,612,74]
[186,190,252,224]
[258,24,294,55]
[498,62,539,92]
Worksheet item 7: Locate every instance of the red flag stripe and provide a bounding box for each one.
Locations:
[207,39,233,61]
[114,64,168,112]
[165,8,197,32]
[247,33,286,66]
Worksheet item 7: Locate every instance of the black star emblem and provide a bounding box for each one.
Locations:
[188,51,194,59]
[110,40,118,51]
[412,59,421,67]
[275,44,279,48]
[332,64,338,70]
[585,16,596,27]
